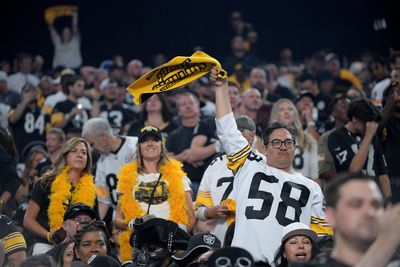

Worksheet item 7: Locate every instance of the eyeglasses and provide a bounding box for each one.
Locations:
[269,139,295,149]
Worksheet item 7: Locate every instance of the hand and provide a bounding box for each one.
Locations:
[69,106,83,117]
[21,90,37,104]
[205,204,230,219]
[378,203,400,246]
[210,66,227,88]
[365,121,378,138]
[302,107,313,123]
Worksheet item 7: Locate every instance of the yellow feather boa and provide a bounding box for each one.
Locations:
[117,159,189,262]
[48,166,96,232]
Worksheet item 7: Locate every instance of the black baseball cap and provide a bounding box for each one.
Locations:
[172,233,221,264]
[64,203,97,221]
[138,126,162,143]
[297,90,315,104]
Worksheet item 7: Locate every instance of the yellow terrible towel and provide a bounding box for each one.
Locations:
[44,5,77,25]
[127,51,226,105]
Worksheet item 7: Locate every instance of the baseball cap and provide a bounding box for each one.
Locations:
[138,126,162,143]
[0,71,8,82]
[64,203,97,221]
[100,78,118,90]
[172,234,221,264]
[87,255,121,267]
[235,115,256,132]
[297,90,315,104]
[281,222,317,243]
[207,247,254,267]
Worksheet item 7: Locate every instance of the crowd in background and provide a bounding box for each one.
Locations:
[1,8,400,267]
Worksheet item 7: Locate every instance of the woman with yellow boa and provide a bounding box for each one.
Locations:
[24,137,97,255]
[114,126,196,262]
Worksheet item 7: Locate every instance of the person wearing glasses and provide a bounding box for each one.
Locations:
[209,67,331,265]
[269,98,319,182]
[23,137,98,255]
[114,126,196,262]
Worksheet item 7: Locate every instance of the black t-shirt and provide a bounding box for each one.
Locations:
[315,93,333,125]
[0,145,21,197]
[26,179,99,244]
[9,105,49,160]
[99,102,137,134]
[52,99,90,134]
[166,120,214,183]
[328,127,387,176]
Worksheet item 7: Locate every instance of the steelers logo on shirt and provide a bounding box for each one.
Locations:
[135,181,169,204]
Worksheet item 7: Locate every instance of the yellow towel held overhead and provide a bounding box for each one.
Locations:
[127,51,226,105]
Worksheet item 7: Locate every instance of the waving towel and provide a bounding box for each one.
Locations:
[127,51,226,105]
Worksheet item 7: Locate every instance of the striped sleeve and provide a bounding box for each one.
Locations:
[310,216,333,235]
[216,112,251,174]
[311,185,333,235]
[2,232,27,256]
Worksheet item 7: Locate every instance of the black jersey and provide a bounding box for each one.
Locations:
[9,106,50,160]
[99,102,136,134]
[52,99,90,133]
[328,127,387,176]
[0,214,27,261]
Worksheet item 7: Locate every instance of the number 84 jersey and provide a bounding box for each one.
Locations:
[216,113,332,264]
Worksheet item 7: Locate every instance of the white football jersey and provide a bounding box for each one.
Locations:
[216,113,331,264]
[95,136,138,209]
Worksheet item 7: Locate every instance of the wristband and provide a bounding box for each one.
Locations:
[307,121,316,127]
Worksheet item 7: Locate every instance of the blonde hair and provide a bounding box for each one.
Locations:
[136,139,170,174]
[39,137,92,186]
[269,98,313,150]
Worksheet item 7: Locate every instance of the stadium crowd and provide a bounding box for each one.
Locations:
[1,8,400,267]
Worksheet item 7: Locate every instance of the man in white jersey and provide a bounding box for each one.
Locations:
[195,115,264,243]
[210,67,332,265]
[82,118,137,219]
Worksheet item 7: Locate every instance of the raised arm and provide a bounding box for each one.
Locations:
[210,67,232,119]
[72,8,79,34]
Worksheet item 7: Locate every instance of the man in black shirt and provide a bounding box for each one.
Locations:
[293,172,400,267]
[327,97,391,200]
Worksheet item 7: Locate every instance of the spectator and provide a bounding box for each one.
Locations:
[51,75,91,135]
[21,254,55,267]
[235,88,262,121]
[128,94,176,139]
[195,115,261,243]
[223,35,258,75]
[228,81,241,113]
[369,57,390,105]
[325,53,363,95]
[0,71,20,109]
[327,97,392,200]
[379,81,400,203]
[206,247,254,267]
[0,214,27,266]
[7,53,40,94]
[166,92,217,194]
[229,11,254,39]
[48,240,74,267]
[82,118,138,220]
[318,96,350,183]
[294,92,320,141]
[45,128,65,164]
[0,128,21,214]
[273,222,317,267]
[125,59,143,84]
[8,83,50,161]
[297,172,397,267]
[297,72,333,131]
[47,7,82,69]
[98,79,137,134]
[210,67,331,264]
[114,126,196,262]
[23,137,97,255]
[270,98,319,181]
[73,223,111,265]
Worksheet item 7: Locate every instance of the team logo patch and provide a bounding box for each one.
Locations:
[203,234,215,245]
